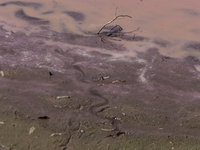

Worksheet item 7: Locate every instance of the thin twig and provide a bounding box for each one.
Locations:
[98,34,117,50]
[122,27,140,34]
[115,7,118,17]
[97,15,132,34]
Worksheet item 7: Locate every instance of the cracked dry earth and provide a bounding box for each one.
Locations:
[1,1,200,150]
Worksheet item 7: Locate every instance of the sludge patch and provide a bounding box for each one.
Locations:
[185,42,200,51]
[15,9,50,25]
[64,11,85,21]
[0,1,42,9]
[185,56,200,63]
[42,11,54,15]
[153,38,171,47]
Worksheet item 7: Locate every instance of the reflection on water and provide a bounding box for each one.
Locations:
[0,0,200,59]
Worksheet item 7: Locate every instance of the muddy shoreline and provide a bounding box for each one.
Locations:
[0,25,200,149]
[0,0,200,149]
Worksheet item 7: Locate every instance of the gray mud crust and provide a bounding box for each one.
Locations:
[1,26,200,149]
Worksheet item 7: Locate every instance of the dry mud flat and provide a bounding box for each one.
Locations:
[0,26,200,150]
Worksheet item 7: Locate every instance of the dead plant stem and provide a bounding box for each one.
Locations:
[97,15,132,34]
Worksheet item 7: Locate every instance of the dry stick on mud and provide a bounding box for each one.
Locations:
[98,34,117,49]
[121,27,140,36]
[97,15,132,34]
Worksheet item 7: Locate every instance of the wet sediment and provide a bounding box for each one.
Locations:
[0,0,200,149]
[0,26,200,149]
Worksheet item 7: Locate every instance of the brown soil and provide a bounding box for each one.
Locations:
[0,22,200,149]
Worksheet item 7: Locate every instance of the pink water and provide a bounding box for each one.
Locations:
[0,0,200,59]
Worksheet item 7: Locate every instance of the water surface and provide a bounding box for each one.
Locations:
[0,0,200,59]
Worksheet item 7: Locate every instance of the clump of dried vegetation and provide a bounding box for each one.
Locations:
[97,8,140,49]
